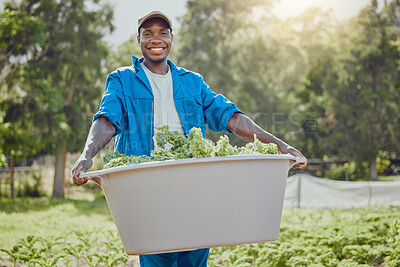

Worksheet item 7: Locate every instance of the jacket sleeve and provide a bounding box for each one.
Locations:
[201,80,243,133]
[93,71,126,136]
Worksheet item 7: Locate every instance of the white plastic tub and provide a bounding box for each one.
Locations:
[80,154,303,255]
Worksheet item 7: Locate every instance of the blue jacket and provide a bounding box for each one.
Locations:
[93,56,242,156]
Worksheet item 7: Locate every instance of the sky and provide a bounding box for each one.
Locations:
[273,0,372,20]
[103,0,188,48]
[104,0,376,48]
[1,0,382,48]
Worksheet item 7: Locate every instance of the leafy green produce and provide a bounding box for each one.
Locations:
[103,126,278,168]
[103,153,153,169]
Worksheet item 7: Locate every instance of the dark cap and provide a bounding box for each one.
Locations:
[137,11,172,33]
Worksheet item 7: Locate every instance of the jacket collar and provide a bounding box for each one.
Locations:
[131,55,188,97]
[131,56,152,95]
[131,55,188,75]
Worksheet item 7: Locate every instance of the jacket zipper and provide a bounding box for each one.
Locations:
[150,101,154,153]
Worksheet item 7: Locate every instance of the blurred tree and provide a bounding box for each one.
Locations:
[254,7,336,150]
[177,1,345,154]
[297,55,337,158]
[36,0,113,198]
[332,2,399,180]
[0,8,45,85]
[385,0,400,67]
[300,1,400,180]
[177,0,274,95]
[0,7,45,197]
[0,115,41,197]
[176,0,313,146]
[291,8,338,158]
[0,0,114,198]
[106,35,141,72]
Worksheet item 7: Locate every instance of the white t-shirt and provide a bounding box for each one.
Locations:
[141,62,185,134]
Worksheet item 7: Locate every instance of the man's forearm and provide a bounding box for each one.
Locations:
[81,116,116,159]
[227,113,286,146]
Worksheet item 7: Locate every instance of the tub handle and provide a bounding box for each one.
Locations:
[289,157,307,169]
[79,173,110,186]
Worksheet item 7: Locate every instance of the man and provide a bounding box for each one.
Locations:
[72,10,306,267]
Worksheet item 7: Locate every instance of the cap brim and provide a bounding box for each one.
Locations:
[138,12,172,32]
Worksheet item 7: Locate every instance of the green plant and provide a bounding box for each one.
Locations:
[1,198,399,266]
[0,229,130,266]
[63,243,85,267]
[103,230,123,252]
[208,206,400,266]
[0,245,21,266]
[83,253,101,267]
[92,251,129,267]
[104,126,278,168]
[28,253,65,267]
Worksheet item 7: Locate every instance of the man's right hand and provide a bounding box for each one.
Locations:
[72,156,93,186]
[71,117,116,186]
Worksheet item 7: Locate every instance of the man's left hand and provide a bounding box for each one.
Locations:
[278,143,307,169]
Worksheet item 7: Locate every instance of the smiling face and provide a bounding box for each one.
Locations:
[137,18,173,69]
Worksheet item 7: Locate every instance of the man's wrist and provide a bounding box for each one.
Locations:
[276,141,289,152]
[80,150,93,160]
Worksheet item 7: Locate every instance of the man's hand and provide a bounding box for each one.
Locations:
[71,116,116,186]
[277,143,307,169]
[227,113,307,169]
[72,156,93,186]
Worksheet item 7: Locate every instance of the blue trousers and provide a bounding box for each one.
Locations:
[139,248,209,267]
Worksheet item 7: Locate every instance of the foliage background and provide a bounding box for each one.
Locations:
[0,1,399,266]
[1,0,399,192]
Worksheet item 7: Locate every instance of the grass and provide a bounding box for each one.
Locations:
[0,193,140,266]
[378,175,400,181]
[0,195,115,249]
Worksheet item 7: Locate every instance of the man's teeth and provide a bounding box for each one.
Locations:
[150,48,163,51]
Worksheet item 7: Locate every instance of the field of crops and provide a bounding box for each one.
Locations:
[0,196,399,266]
[209,207,400,266]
